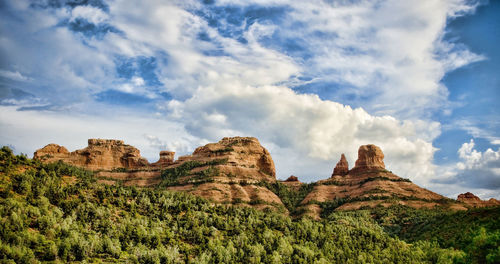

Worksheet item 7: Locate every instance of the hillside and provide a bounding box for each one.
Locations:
[1,146,481,263]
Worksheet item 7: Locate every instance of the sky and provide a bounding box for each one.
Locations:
[0,0,499,199]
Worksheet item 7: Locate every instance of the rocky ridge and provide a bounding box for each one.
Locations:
[457,192,500,208]
[34,138,496,216]
[35,137,282,211]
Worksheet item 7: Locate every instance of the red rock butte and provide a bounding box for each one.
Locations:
[33,139,170,170]
[349,144,386,174]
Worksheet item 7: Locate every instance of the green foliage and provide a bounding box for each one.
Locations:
[0,147,496,263]
[369,205,500,264]
[258,181,315,214]
[211,147,234,154]
[160,159,227,187]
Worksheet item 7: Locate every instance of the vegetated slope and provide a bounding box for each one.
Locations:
[298,145,467,219]
[368,205,500,264]
[0,146,467,263]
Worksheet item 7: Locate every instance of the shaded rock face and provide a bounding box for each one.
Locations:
[285,175,299,182]
[332,154,349,176]
[350,144,385,174]
[34,139,150,170]
[457,192,481,202]
[457,192,500,208]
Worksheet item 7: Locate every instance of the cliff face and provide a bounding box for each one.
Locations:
[349,144,385,174]
[178,136,275,181]
[163,137,281,211]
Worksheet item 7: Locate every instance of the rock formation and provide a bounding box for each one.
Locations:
[33,144,70,160]
[285,175,299,182]
[350,144,385,174]
[34,139,150,170]
[187,137,275,178]
[35,138,493,216]
[457,192,500,208]
[298,144,468,218]
[332,154,349,176]
[34,137,282,211]
[152,151,175,167]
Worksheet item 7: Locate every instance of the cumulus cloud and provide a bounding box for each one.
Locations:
[167,82,440,182]
[0,0,490,195]
[434,139,500,193]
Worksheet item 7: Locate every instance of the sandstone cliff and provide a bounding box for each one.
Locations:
[349,144,385,174]
[163,137,281,211]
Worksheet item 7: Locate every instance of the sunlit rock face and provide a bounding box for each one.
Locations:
[350,144,385,174]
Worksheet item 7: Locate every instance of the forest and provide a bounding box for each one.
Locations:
[0,146,499,263]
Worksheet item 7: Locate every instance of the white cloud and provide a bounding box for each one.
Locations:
[433,139,500,197]
[0,69,31,82]
[70,6,109,24]
[166,82,440,183]
[0,0,491,198]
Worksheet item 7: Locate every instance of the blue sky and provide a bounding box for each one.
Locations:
[0,0,499,198]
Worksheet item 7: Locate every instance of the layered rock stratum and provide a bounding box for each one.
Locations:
[34,138,496,216]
